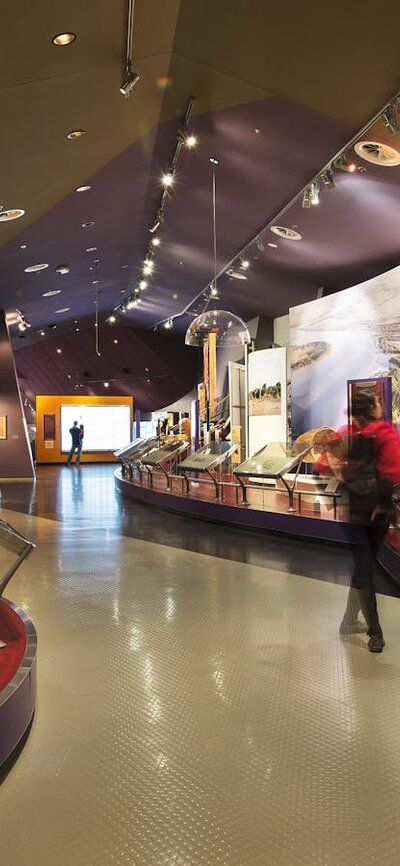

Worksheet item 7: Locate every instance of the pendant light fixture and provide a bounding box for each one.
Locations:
[185,158,250,347]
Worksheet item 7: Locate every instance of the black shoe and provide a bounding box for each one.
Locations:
[339,619,367,635]
[368,635,385,653]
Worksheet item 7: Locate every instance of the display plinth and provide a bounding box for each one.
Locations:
[0,600,37,766]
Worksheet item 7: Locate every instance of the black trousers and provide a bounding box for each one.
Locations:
[343,507,391,637]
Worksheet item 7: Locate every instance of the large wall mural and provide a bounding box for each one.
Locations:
[289,264,400,437]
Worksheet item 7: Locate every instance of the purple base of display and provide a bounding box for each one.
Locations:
[0,601,37,767]
[115,471,400,584]
[115,470,355,544]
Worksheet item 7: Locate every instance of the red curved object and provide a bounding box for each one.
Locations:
[0,600,37,766]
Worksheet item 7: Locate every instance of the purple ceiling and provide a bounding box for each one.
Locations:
[15,327,199,411]
[1,96,354,340]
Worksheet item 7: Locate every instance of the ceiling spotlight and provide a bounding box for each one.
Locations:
[151,237,160,247]
[161,172,174,189]
[42,289,61,297]
[55,308,70,313]
[114,339,118,344]
[164,318,173,329]
[310,181,320,206]
[39,330,46,336]
[76,185,91,193]
[139,280,147,291]
[67,130,85,140]
[268,242,278,249]
[55,264,70,275]
[56,348,62,354]
[302,186,312,208]
[241,259,250,269]
[143,261,153,276]
[52,33,76,46]
[126,298,136,310]
[75,328,80,332]
[335,155,357,173]
[185,134,197,148]
[20,244,27,250]
[382,104,399,135]
[86,247,97,253]
[120,64,140,97]
[82,221,95,228]
[104,381,110,388]
[25,263,49,273]
[92,279,100,285]
[150,217,161,234]
[108,315,116,324]
[320,168,335,189]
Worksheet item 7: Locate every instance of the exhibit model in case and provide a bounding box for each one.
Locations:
[0,519,37,766]
[178,440,238,497]
[114,437,158,478]
[141,440,190,490]
[234,442,312,512]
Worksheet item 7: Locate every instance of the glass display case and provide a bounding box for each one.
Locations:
[234,442,312,510]
[178,440,238,496]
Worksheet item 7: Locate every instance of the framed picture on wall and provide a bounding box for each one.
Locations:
[43,413,56,440]
[0,415,7,440]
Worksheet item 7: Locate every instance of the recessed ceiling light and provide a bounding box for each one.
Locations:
[113,339,118,344]
[55,264,69,275]
[92,279,100,285]
[241,259,250,269]
[25,263,49,273]
[82,221,95,228]
[151,237,160,247]
[108,315,116,324]
[270,226,302,241]
[42,289,61,297]
[20,244,28,250]
[139,280,147,291]
[67,374,72,379]
[55,308,70,313]
[86,247,97,253]
[104,381,109,388]
[268,243,278,249]
[75,185,91,193]
[56,348,62,354]
[39,330,46,336]
[67,130,85,140]
[0,209,25,222]
[172,292,178,299]
[52,33,76,46]
[75,328,80,332]
[354,140,400,167]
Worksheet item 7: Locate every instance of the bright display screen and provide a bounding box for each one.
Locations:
[60,405,131,453]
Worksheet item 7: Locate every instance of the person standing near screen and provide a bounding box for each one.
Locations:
[76,424,84,466]
[66,420,80,466]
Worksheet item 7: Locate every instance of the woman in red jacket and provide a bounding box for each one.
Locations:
[323,391,400,652]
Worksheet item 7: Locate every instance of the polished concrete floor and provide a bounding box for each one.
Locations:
[2,465,400,865]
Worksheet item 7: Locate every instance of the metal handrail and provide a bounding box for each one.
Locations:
[0,520,35,598]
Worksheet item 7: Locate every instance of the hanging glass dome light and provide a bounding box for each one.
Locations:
[185,309,250,346]
[185,157,250,348]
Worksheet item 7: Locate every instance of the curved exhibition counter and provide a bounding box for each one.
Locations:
[0,600,37,766]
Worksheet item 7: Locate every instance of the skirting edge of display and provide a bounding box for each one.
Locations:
[0,600,37,767]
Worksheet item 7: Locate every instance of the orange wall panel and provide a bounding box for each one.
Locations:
[36,395,133,463]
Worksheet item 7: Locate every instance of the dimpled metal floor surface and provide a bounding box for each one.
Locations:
[1,465,400,866]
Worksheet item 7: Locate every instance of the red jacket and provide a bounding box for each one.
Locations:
[316,421,400,483]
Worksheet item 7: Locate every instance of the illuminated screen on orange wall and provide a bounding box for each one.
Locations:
[60,404,131,452]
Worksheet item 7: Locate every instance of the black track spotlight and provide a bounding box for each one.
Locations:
[321,168,335,189]
[120,63,139,97]
[302,186,312,208]
[382,103,399,135]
